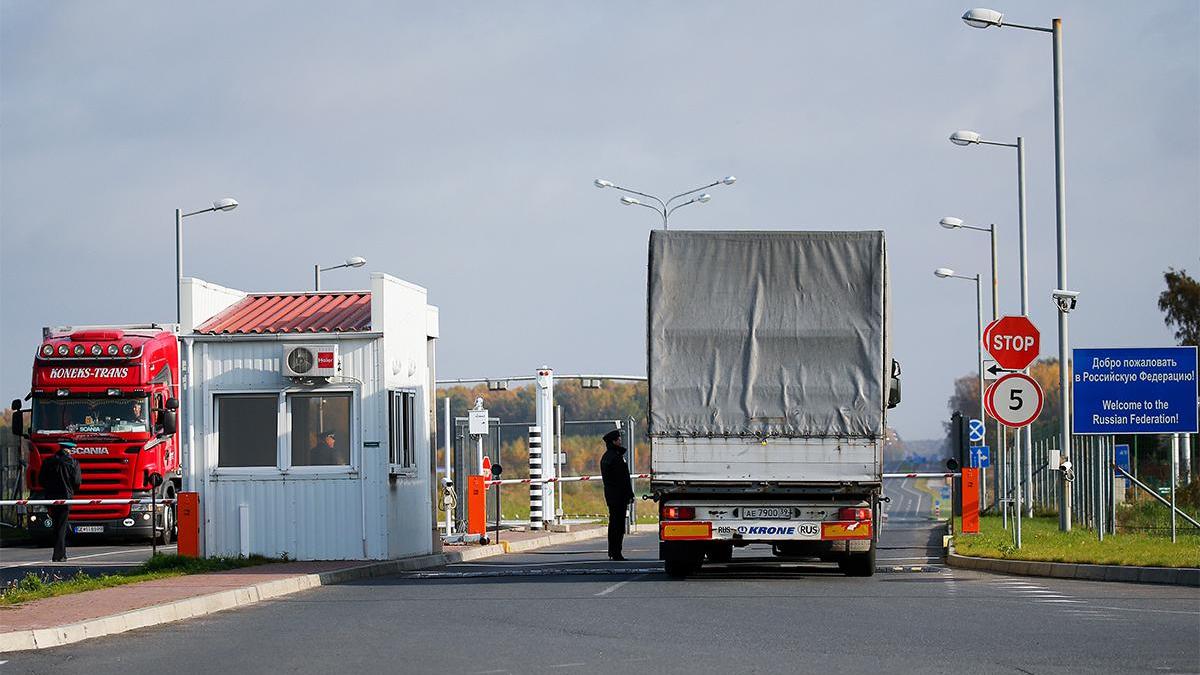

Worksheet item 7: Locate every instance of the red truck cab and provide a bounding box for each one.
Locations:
[17,325,180,543]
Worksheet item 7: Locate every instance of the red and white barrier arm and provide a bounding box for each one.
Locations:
[0,498,177,506]
[485,474,651,486]
[882,473,959,479]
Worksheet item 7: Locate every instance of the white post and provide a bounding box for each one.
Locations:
[535,367,555,525]
[444,397,452,537]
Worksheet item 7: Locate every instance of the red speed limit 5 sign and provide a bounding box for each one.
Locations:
[985,372,1044,428]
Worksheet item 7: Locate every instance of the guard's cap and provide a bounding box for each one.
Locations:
[602,429,621,444]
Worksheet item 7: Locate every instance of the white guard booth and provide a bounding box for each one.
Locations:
[179,273,439,560]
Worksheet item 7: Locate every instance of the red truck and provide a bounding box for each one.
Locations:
[11,325,180,544]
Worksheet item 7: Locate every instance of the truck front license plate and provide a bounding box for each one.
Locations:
[73,525,104,534]
[742,507,791,519]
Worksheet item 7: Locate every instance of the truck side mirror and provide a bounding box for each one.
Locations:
[946,457,960,472]
[10,400,23,437]
[886,359,902,409]
[166,397,179,411]
[160,410,178,437]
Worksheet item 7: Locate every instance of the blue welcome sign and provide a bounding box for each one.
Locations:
[1073,347,1198,435]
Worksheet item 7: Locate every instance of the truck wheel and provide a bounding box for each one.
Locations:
[706,543,733,564]
[838,545,876,577]
[155,485,176,546]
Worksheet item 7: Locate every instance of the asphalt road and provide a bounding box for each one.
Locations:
[5,482,1198,673]
[0,538,174,585]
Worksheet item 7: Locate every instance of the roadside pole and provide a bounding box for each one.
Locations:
[1171,433,1178,543]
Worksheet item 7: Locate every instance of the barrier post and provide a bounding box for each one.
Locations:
[529,426,543,530]
[177,492,201,557]
[467,475,487,536]
[962,468,980,534]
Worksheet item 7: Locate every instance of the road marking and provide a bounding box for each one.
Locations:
[3,545,177,569]
[1037,599,1083,603]
[547,664,587,669]
[1090,605,1200,616]
[595,573,647,596]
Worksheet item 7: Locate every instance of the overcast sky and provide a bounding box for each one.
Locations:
[1,1,1196,440]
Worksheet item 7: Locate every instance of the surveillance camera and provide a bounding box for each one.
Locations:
[1059,460,1072,473]
[1052,289,1079,313]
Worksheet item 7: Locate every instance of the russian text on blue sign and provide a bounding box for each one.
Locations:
[970,445,990,469]
[968,419,985,443]
[1073,347,1198,435]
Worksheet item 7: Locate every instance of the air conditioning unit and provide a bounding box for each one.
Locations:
[282,344,340,378]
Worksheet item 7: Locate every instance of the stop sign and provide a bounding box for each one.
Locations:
[984,315,1040,371]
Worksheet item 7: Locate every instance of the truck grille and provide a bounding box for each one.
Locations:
[72,455,134,519]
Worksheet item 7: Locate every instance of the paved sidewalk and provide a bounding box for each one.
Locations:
[1,524,606,652]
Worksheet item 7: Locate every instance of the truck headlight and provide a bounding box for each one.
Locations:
[130,503,152,512]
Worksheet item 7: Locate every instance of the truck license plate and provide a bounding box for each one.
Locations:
[742,507,791,519]
[73,525,104,534]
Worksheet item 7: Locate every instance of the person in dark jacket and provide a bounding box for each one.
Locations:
[38,441,82,562]
[600,429,634,560]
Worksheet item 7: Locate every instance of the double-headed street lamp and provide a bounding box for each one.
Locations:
[594,176,736,229]
[176,198,238,325]
[950,129,1034,523]
[962,7,1074,532]
[936,267,986,506]
[314,257,367,291]
[940,217,1002,513]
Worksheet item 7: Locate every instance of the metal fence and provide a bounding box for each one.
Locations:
[997,434,1196,536]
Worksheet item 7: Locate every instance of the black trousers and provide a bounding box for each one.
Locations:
[607,502,627,557]
[48,505,70,561]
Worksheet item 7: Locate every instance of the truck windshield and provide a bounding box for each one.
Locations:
[32,397,151,434]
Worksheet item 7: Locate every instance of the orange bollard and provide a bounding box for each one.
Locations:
[467,475,487,536]
[961,468,980,534]
[177,492,201,557]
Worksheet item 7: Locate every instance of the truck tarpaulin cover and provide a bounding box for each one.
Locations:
[648,230,886,439]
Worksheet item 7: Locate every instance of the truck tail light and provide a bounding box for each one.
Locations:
[838,507,872,521]
[661,505,695,520]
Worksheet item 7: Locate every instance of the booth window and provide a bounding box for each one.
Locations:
[216,394,277,467]
[389,391,416,469]
[290,393,352,466]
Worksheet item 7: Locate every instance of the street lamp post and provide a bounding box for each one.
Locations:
[939,217,1002,515]
[314,256,368,292]
[935,267,985,507]
[950,129,1034,526]
[962,7,1072,532]
[176,198,239,326]
[594,176,736,229]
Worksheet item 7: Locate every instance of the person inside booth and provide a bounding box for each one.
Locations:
[308,431,344,465]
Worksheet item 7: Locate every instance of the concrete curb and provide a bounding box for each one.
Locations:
[0,527,606,653]
[946,551,1200,587]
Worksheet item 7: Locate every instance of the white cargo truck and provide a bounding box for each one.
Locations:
[648,230,901,578]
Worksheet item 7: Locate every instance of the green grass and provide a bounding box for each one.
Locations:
[954,515,1200,568]
[0,554,278,606]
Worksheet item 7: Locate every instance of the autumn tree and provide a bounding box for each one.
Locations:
[1159,268,1200,347]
